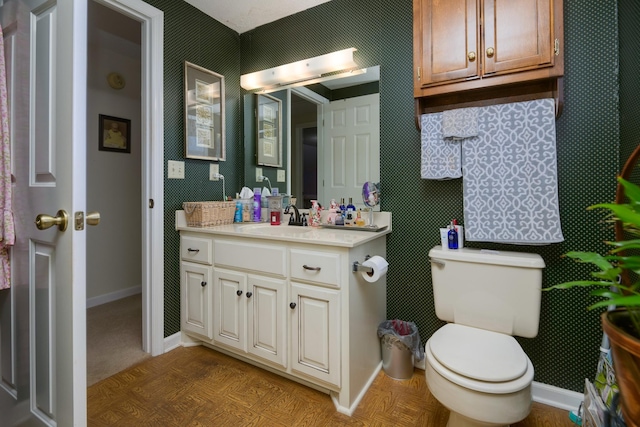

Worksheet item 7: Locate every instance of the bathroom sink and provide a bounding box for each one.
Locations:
[239,224,313,236]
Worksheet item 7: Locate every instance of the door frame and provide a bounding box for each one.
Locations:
[96,0,164,356]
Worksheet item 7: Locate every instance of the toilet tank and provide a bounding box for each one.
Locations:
[428,246,545,338]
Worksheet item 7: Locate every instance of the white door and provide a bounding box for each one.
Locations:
[0,0,88,425]
[290,281,340,388]
[320,93,380,208]
[213,268,247,352]
[247,274,286,368]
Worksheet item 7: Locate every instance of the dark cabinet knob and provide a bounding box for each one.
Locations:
[246,292,253,298]
[201,281,207,287]
[236,290,243,296]
[290,302,296,309]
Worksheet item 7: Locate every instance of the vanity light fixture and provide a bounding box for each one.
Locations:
[240,47,358,91]
[257,68,367,94]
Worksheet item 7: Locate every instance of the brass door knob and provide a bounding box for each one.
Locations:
[486,47,495,58]
[86,211,101,226]
[468,51,476,62]
[35,210,69,232]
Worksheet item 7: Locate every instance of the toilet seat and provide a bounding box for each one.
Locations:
[426,324,534,394]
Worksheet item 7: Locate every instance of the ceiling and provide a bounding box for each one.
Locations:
[182,0,332,34]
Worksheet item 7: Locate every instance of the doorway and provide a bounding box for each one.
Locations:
[290,92,320,209]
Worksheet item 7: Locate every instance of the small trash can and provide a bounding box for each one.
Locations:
[377,320,424,380]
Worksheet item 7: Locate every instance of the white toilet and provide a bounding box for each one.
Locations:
[426,246,545,427]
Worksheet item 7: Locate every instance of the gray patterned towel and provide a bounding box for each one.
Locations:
[462,98,564,244]
[442,107,479,139]
[420,112,462,180]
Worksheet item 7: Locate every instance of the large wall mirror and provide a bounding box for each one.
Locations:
[244,66,380,209]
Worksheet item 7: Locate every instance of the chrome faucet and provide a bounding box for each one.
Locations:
[284,204,303,225]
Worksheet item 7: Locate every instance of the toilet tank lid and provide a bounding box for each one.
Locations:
[429,246,545,268]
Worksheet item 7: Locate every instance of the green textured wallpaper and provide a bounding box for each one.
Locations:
[239,0,619,393]
[151,0,627,394]
[142,0,243,336]
[619,0,640,165]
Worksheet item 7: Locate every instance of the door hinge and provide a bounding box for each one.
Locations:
[554,38,560,56]
[149,199,154,208]
[417,67,421,81]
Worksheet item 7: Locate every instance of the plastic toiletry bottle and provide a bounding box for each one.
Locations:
[234,201,242,223]
[253,188,261,222]
[447,221,459,249]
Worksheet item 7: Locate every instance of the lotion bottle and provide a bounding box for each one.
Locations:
[447,221,458,249]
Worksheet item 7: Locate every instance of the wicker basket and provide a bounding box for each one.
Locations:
[183,201,236,227]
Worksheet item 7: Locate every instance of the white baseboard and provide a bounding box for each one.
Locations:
[414,361,582,412]
[532,381,583,412]
[86,285,141,308]
[163,332,183,353]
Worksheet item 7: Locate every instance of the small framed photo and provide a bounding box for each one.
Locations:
[184,61,225,161]
[99,114,131,153]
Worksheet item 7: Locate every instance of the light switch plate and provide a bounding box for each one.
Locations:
[256,167,263,182]
[277,169,285,182]
[168,160,185,179]
[210,163,220,181]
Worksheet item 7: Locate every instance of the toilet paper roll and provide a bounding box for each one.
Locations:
[361,255,388,283]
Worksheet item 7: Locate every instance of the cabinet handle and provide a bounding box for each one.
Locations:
[290,302,296,309]
[201,281,207,287]
[187,248,200,253]
[302,264,321,271]
[236,290,243,296]
[486,47,494,58]
[467,51,476,62]
[246,292,253,298]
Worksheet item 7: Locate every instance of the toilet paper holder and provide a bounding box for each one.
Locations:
[352,255,374,274]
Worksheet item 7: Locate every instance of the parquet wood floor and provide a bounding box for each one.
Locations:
[87,346,576,426]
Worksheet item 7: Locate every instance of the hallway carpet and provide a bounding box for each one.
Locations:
[87,293,152,386]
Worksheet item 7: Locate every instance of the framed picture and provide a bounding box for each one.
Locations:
[99,114,131,153]
[184,61,225,161]
[256,93,282,167]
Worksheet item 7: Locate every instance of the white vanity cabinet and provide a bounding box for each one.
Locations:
[176,212,391,416]
[180,234,214,340]
[213,267,287,368]
[212,239,288,369]
[289,248,342,388]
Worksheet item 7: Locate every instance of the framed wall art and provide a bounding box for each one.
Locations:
[99,114,131,153]
[184,61,225,161]
[256,93,282,167]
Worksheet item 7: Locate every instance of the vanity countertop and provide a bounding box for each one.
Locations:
[175,210,391,248]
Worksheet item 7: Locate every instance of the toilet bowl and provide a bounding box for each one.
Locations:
[426,246,544,427]
[425,324,534,427]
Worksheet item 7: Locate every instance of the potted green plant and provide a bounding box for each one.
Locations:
[546,176,640,427]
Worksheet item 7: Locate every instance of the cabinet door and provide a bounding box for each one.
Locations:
[181,261,213,340]
[414,0,479,88]
[483,0,553,75]
[247,275,287,368]
[290,282,341,388]
[213,268,247,352]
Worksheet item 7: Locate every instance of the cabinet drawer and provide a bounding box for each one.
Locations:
[290,249,342,288]
[181,235,212,265]
[214,239,286,277]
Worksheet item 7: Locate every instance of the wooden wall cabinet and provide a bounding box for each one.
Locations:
[413,0,564,110]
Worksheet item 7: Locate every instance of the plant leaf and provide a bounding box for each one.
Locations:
[564,251,615,271]
[544,280,615,291]
[588,294,640,310]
